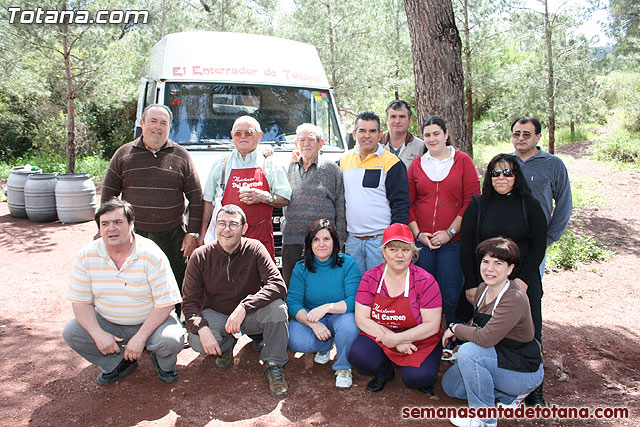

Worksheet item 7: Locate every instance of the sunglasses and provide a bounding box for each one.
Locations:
[232,129,256,137]
[490,168,515,178]
[512,131,534,140]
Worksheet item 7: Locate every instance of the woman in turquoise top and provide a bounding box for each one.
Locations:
[287,219,362,389]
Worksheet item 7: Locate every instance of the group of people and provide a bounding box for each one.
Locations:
[62,101,572,426]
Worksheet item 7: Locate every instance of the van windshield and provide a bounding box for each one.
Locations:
[165,83,344,151]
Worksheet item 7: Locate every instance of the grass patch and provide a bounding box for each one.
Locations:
[594,133,640,164]
[571,176,608,207]
[546,229,612,272]
[555,125,596,144]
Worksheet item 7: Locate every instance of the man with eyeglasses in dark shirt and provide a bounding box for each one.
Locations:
[511,117,572,252]
[200,115,291,259]
[511,116,572,407]
[183,204,290,397]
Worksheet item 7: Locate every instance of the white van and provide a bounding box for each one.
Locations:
[136,31,346,263]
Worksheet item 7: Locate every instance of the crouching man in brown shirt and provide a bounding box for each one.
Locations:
[182,204,289,397]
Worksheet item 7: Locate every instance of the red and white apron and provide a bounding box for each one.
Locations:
[366,265,441,367]
[221,160,275,259]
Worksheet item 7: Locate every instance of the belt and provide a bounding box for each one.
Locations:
[354,234,384,240]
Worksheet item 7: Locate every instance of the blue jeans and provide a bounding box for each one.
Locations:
[346,234,383,275]
[288,313,360,370]
[441,342,544,425]
[416,240,463,325]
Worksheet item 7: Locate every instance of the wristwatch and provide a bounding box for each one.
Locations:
[188,232,200,238]
[447,227,457,237]
[267,193,274,204]
[448,322,456,334]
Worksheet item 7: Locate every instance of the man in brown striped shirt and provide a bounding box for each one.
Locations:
[101,104,203,311]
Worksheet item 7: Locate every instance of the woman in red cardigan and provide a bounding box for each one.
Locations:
[407,115,480,326]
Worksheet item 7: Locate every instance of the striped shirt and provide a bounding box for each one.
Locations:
[356,263,441,323]
[68,234,182,325]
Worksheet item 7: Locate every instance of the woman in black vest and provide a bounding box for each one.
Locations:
[443,237,544,427]
[457,153,547,407]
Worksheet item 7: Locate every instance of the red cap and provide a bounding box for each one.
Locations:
[382,223,414,245]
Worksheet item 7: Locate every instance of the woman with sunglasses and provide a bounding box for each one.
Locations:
[458,154,547,348]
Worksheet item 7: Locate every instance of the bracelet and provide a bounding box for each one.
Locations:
[445,229,453,239]
[416,232,422,240]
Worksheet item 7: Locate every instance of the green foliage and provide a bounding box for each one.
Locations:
[0,162,12,179]
[609,0,640,59]
[473,119,510,146]
[594,133,640,164]
[600,71,640,109]
[546,230,612,271]
[30,112,68,158]
[0,153,66,176]
[76,156,111,181]
[0,154,109,179]
[554,125,595,144]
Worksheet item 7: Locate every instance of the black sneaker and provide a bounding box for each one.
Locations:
[97,359,138,385]
[524,383,546,407]
[215,350,234,370]
[248,334,265,351]
[366,370,395,393]
[419,384,434,395]
[150,352,178,383]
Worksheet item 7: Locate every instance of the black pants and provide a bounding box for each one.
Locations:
[137,224,187,316]
[281,244,304,285]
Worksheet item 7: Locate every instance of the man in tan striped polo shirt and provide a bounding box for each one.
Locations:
[62,198,186,385]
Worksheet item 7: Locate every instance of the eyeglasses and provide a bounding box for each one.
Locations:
[490,168,515,178]
[512,131,534,140]
[232,129,256,137]
[297,136,319,144]
[215,220,241,231]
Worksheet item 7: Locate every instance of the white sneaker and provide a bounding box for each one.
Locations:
[335,369,352,389]
[449,416,492,427]
[314,352,331,364]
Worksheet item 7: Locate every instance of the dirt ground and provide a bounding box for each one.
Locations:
[1,140,638,426]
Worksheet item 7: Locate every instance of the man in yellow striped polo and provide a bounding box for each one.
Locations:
[62,198,185,384]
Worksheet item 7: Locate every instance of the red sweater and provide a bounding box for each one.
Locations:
[408,150,480,240]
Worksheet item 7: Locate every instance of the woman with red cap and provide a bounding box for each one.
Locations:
[348,223,443,394]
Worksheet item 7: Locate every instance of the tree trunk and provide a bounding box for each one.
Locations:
[544,0,556,154]
[570,118,575,141]
[61,24,76,174]
[404,0,468,154]
[324,1,338,89]
[462,0,473,158]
